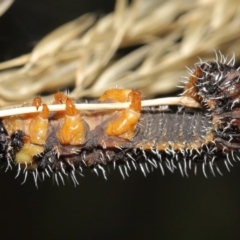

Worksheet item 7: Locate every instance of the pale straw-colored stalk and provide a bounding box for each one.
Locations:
[0,0,13,17]
[0,96,201,117]
[0,0,239,115]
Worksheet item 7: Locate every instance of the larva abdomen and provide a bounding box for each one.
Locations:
[1,107,222,183]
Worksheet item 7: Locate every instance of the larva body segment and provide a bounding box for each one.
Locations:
[38,108,216,177]
[0,106,215,182]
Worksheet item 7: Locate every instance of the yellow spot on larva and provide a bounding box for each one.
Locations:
[15,143,44,166]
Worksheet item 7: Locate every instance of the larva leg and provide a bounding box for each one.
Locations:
[57,98,86,145]
[99,89,141,140]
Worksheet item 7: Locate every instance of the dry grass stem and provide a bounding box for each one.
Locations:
[0,0,13,17]
[0,0,239,109]
[0,96,201,117]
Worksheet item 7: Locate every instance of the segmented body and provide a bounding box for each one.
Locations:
[0,56,240,186]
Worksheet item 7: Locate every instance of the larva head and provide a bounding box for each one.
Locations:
[185,61,240,113]
[191,61,240,150]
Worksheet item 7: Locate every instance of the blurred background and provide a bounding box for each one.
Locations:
[0,0,240,239]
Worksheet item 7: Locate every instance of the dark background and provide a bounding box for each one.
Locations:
[0,1,240,240]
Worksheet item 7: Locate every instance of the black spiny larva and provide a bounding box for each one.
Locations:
[0,53,240,186]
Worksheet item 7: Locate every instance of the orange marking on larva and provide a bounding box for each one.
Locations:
[32,97,42,110]
[100,89,141,140]
[57,98,85,145]
[184,67,203,101]
[22,97,43,120]
[39,104,50,119]
[54,91,68,104]
[28,104,49,145]
[99,89,132,103]
[23,135,31,143]
[105,110,140,140]
[156,142,170,151]
[65,98,78,116]
[53,92,69,119]
[129,90,141,112]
